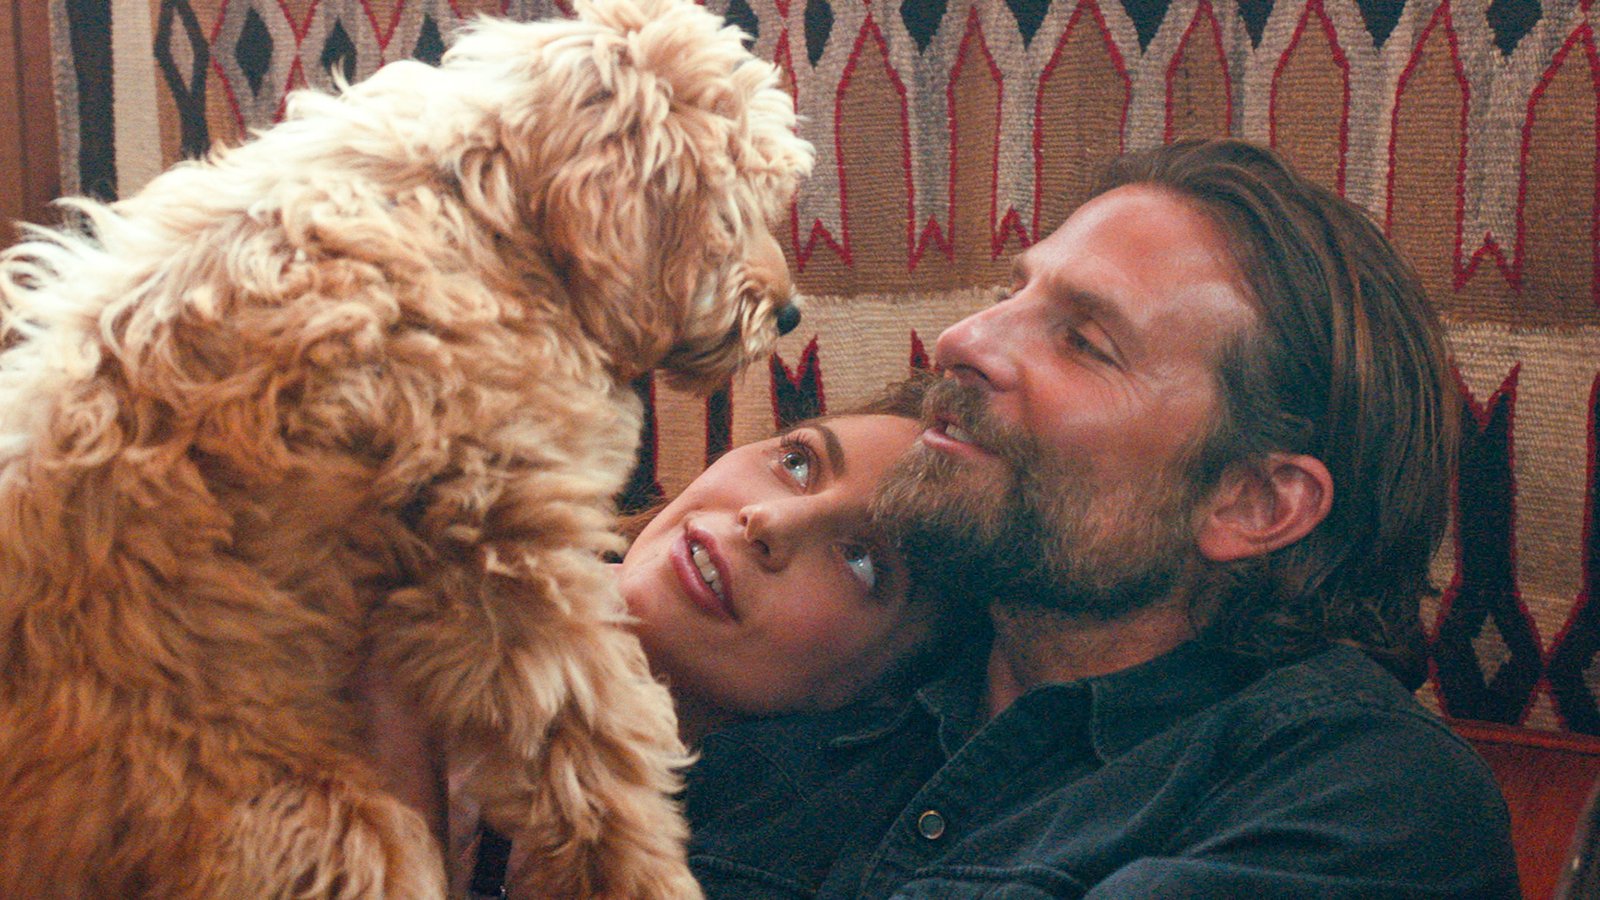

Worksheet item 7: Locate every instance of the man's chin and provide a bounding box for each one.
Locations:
[874,443,1015,551]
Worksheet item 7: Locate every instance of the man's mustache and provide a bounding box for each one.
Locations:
[919,376,1039,472]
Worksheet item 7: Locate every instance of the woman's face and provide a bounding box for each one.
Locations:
[619,414,929,716]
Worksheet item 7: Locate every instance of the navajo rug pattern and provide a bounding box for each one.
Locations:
[44,0,1600,734]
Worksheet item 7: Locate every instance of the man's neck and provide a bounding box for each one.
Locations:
[985,600,1195,720]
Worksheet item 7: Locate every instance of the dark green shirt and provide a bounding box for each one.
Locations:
[686,641,1519,898]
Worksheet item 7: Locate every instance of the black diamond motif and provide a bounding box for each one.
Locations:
[804,0,832,66]
[414,15,446,65]
[1122,0,1169,51]
[1485,0,1540,55]
[1005,0,1049,47]
[321,19,358,82]
[155,0,211,157]
[724,0,759,49]
[901,0,947,52]
[236,7,274,96]
[1549,579,1600,735]
[65,0,116,199]
[1547,378,1600,735]
[156,0,207,93]
[1432,381,1545,724]
[1359,0,1404,47]
[1238,0,1272,47]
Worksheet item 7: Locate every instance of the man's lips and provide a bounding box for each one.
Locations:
[670,527,735,620]
[921,418,996,460]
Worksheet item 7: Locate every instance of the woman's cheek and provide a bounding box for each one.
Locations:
[614,561,652,619]
[773,594,856,663]
[618,562,679,638]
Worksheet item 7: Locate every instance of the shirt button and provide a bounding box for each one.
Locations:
[916,809,947,840]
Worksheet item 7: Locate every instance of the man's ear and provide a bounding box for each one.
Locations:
[1195,453,1333,563]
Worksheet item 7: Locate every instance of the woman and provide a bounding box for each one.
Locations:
[618,378,952,742]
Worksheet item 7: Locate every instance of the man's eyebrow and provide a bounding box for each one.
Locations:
[1064,286,1128,330]
[1014,256,1120,319]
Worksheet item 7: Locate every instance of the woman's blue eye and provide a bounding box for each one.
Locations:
[843,544,876,590]
[779,449,811,487]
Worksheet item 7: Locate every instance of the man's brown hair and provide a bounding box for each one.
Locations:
[1100,139,1458,688]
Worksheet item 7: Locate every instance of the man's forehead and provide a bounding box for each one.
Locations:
[1011,187,1257,344]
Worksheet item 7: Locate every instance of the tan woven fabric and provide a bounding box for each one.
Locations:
[47,0,1600,733]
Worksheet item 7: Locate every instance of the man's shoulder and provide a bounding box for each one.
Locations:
[1219,644,1466,743]
[1178,644,1503,818]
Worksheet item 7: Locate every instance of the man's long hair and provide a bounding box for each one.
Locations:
[1101,140,1457,689]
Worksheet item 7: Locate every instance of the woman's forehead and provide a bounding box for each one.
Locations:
[785,414,920,450]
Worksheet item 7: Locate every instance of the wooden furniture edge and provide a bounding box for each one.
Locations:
[1448,719,1600,756]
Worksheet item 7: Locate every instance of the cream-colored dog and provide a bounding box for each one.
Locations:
[0,0,810,895]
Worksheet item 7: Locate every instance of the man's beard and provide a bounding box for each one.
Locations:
[872,378,1204,621]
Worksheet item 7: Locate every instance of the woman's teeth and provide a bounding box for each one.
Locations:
[689,540,726,601]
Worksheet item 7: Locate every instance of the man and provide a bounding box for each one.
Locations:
[683,139,1519,897]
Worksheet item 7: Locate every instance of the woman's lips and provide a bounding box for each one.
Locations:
[670,528,735,621]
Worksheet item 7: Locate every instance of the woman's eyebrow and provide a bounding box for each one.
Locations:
[812,423,846,478]
[785,419,847,477]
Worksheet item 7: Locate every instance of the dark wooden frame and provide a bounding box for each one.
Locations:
[2,0,60,248]
[1452,719,1600,900]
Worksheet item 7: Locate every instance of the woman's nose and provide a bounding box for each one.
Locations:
[933,295,1027,391]
[737,502,797,571]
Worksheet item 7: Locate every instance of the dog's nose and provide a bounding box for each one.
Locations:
[776,302,801,336]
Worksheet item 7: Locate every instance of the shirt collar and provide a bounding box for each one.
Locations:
[827,641,986,752]
[827,638,1257,763]
[1083,639,1256,760]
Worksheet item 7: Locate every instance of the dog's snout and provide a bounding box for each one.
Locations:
[776,302,801,336]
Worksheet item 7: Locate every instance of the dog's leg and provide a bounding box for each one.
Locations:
[377,553,701,900]
[0,697,446,899]
[211,767,448,900]
[473,622,699,900]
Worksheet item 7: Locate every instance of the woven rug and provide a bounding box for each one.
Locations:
[45,0,1600,735]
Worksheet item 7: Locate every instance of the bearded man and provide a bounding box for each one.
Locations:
[683,139,1520,898]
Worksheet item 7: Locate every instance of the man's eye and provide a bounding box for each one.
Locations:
[779,448,811,488]
[842,544,876,591]
[1066,329,1113,364]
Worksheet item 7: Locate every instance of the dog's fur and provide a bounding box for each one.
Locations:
[0,0,811,895]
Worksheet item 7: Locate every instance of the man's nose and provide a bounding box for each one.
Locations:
[933,296,1026,390]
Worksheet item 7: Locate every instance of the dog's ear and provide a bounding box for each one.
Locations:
[473,0,809,378]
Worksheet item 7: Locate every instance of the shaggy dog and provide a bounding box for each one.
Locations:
[0,0,811,895]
